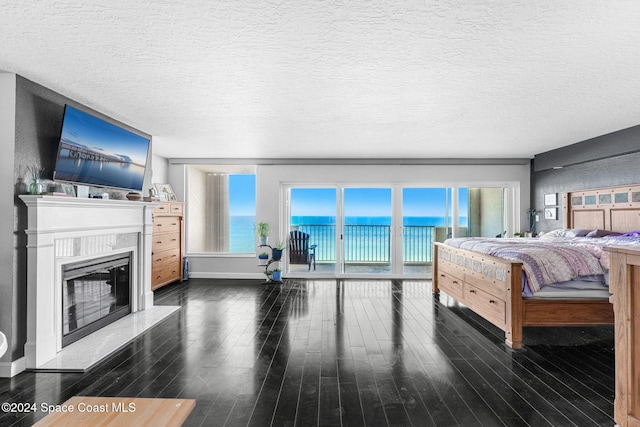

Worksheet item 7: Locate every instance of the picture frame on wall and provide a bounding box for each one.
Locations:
[544,193,557,206]
[544,207,557,220]
[154,183,176,201]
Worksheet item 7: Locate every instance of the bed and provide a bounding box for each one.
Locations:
[432,184,640,349]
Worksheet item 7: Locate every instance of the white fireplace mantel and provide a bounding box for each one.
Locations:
[19,195,157,369]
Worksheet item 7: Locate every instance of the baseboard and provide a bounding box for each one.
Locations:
[0,356,26,378]
[189,272,265,280]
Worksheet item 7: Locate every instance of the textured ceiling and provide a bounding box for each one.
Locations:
[1,1,640,160]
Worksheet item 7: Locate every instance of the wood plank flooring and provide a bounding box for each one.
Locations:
[0,278,615,426]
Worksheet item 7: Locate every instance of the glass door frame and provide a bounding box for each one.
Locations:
[284,184,342,277]
[341,185,395,277]
[282,181,519,278]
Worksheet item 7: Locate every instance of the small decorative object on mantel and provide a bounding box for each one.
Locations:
[45,182,75,197]
[76,185,89,198]
[126,192,142,201]
[26,166,45,195]
[145,187,157,201]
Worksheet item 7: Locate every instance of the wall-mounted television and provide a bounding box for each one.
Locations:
[53,105,150,191]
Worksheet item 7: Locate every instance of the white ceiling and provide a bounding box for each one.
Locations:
[1,1,639,160]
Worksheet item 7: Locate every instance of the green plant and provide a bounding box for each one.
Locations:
[275,241,285,250]
[273,268,281,272]
[26,165,45,181]
[256,222,271,238]
[258,252,269,258]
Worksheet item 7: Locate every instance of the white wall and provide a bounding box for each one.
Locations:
[150,152,169,187]
[169,161,530,279]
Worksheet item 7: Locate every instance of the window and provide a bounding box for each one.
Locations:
[186,165,256,253]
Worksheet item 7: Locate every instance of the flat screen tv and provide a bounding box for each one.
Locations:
[53,105,150,191]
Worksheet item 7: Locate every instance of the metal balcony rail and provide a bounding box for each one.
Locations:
[292,224,435,263]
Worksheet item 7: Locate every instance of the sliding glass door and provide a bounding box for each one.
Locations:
[286,184,507,277]
[288,188,337,274]
[343,187,392,275]
[401,188,449,275]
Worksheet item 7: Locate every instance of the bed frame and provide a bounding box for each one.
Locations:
[433,184,640,349]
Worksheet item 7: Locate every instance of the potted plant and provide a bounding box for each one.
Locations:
[257,252,269,265]
[256,222,271,246]
[271,268,282,282]
[271,241,285,261]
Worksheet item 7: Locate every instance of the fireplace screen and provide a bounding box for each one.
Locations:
[62,253,132,347]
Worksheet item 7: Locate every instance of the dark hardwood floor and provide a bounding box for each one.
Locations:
[0,278,615,426]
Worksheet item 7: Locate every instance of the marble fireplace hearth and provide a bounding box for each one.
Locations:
[19,195,179,372]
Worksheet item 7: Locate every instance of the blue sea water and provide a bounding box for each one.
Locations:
[230,216,257,253]
[229,215,464,258]
[291,216,452,226]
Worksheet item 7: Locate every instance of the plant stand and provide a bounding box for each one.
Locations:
[258,245,282,284]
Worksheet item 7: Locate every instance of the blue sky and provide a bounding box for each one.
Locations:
[229,183,470,218]
[229,174,256,216]
[291,188,336,216]
[61,105,150,165]
[289,187,469,217]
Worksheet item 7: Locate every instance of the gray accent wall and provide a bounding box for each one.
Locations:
[533,125,640,172]
[532,127,640,233]
[3,74,152,367]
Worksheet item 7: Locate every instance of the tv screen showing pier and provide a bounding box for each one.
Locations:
[53,105,150,191]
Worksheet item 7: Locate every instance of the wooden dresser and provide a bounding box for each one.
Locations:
[607,246,640,427]
[151,202,184,290]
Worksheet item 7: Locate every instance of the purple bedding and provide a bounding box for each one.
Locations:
[444,232,640,295]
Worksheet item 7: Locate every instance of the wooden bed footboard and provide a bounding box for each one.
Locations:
[432,242,613,349]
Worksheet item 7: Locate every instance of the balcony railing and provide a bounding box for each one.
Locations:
[292,224,435,263]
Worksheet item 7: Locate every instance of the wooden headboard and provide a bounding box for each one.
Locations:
[562,184,640,232]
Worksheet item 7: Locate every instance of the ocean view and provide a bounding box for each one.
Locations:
[230,215,466,258]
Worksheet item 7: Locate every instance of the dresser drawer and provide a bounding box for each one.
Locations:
[153,216,181,233]
[153,203,170,215]
[466,285,506,327]
[169,203,184,215]
[437,271,464,301]
[152,262,181,289]
[152,232,180,252]
[152,247,181,269]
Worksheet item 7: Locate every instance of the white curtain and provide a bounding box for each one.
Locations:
[206,173,229,252]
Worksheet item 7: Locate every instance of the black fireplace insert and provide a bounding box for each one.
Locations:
[62,252,132,347]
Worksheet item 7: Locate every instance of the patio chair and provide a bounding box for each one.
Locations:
[289,231,317,271]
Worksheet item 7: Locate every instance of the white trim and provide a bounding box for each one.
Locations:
[189,272,265,280]
[0,357,26,378]
[171,157,531,166]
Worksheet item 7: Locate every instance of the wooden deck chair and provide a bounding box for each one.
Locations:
[289,231,317,271]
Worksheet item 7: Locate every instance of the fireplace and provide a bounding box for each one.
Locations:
[62,253,132,347]
[20,195,156,369]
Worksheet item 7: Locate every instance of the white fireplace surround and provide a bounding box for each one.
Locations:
[20,195,156,369]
